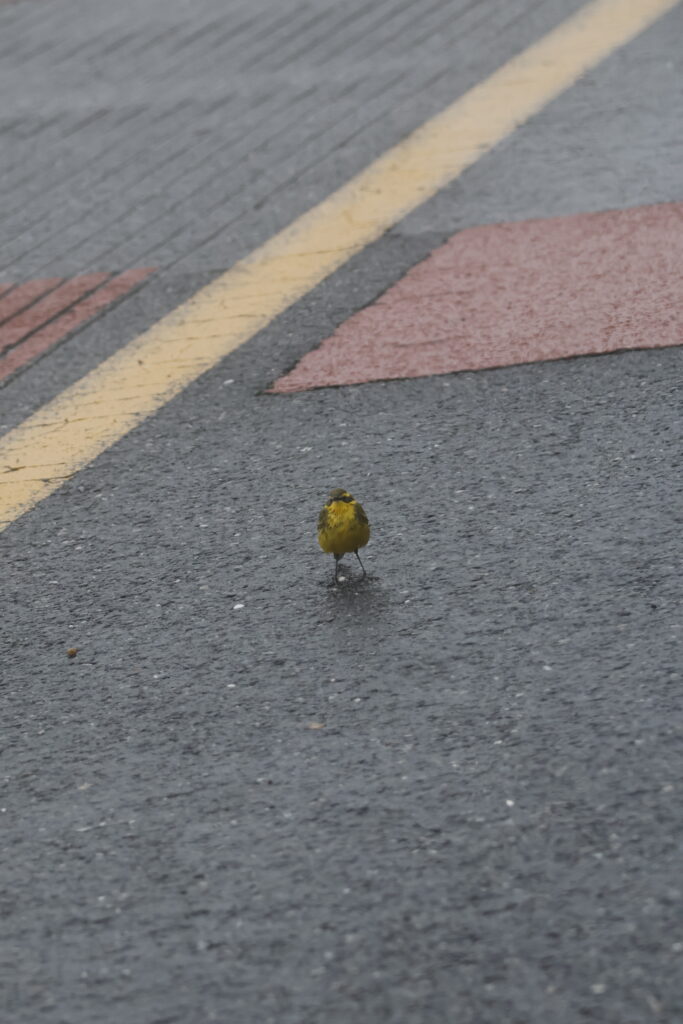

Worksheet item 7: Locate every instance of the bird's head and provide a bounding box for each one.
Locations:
[328,487,352,501]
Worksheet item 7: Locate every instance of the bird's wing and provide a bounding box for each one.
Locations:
[353,502,369,526]
[317,506,329,532]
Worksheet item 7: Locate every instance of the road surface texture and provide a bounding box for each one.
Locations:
[1,0,682,1022]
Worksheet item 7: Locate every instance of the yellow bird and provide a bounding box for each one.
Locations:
[317,488,371,582]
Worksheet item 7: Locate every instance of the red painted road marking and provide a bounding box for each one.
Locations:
[0,273,110,355]
[0,278,63,330]
[271,201,683,392]
[0,267,155,382]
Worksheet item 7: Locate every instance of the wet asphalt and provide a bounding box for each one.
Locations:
[2,1,683,1021]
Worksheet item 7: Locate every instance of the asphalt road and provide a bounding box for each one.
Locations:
[2,0,683,1022]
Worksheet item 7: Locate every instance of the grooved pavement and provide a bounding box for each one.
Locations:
[0,0,591,281]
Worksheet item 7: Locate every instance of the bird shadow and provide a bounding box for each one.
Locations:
[315,568,391,627]
[326,570,378,590]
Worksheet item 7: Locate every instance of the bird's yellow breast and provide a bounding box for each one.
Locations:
[317,497,370,555]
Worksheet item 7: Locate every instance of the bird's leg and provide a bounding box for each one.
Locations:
[334,553,342,582]
[354,550,366,580]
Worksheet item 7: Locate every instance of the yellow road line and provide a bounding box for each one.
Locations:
[0,0,678,531]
